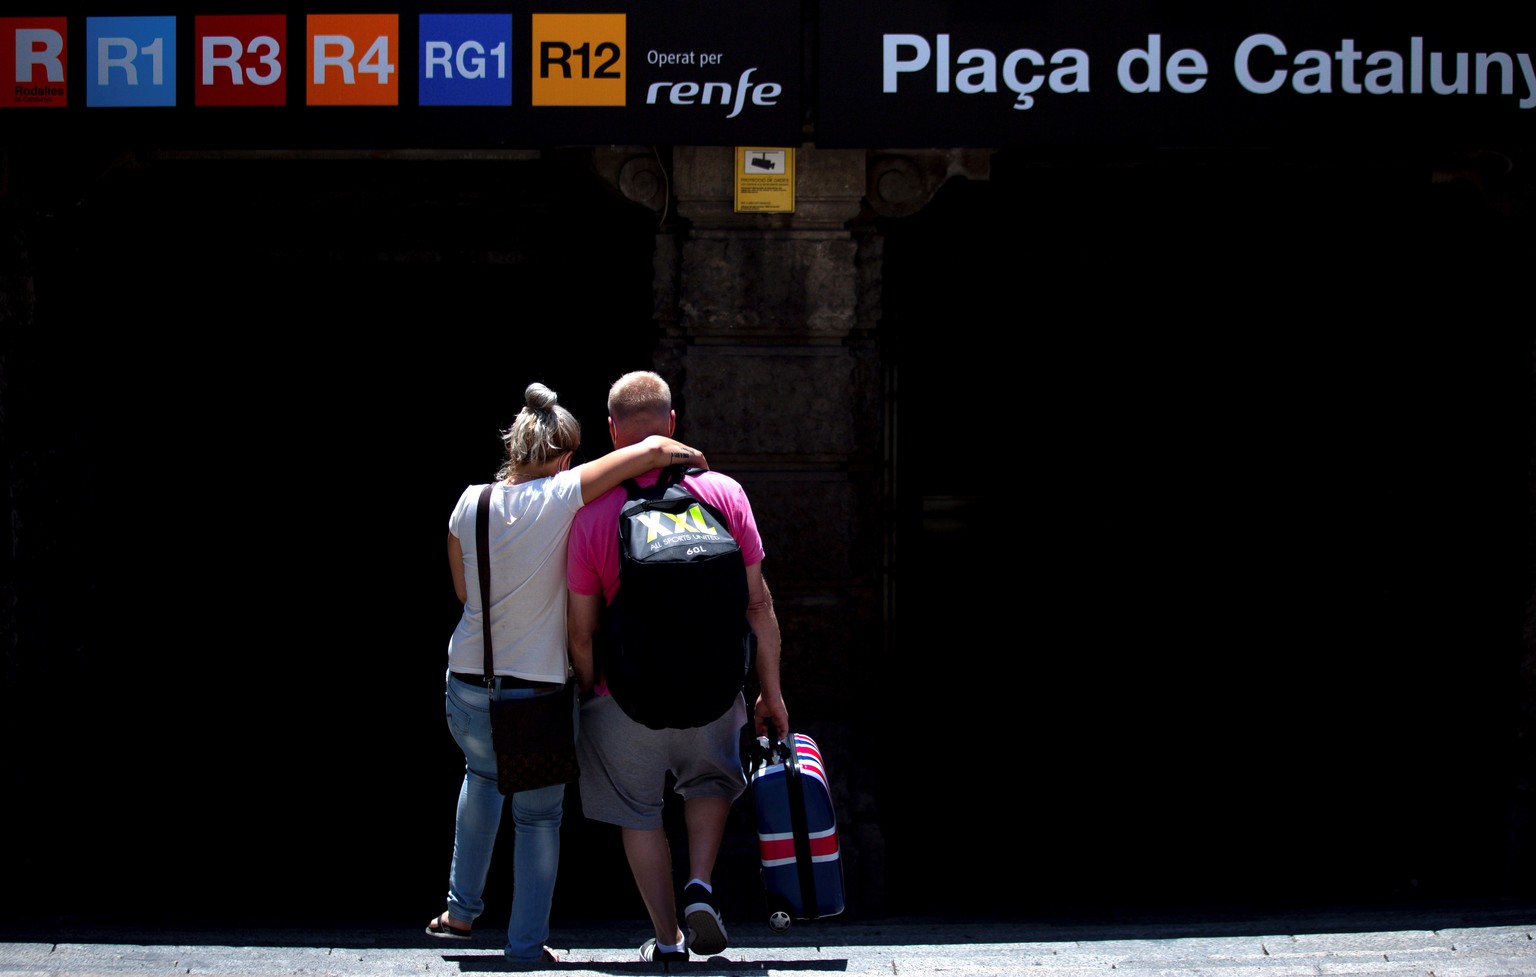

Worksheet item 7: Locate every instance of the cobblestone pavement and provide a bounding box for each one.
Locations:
[3,907,1536,977]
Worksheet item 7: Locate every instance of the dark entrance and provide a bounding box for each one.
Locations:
[2,152,659,925]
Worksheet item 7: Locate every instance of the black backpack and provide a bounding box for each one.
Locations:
[601,466,751,730]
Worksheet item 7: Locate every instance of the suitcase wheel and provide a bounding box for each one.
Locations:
[764,892,793,933]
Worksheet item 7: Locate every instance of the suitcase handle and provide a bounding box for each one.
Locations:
[746,731,798,777]
[753,734,796,769]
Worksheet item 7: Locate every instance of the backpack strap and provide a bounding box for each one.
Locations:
[476,483,495,689]
[660,464,689,488]
[622,464,689,501]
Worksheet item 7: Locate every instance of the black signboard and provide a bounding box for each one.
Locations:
[817,0,1536,148]
[0,1,802,148]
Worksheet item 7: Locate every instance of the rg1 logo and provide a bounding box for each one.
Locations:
[2,17,68,107]
[87,16,176,106]
[196,15,285,106]
[530,13,624,106]
[419,13,511,106]
[307,13,397,106]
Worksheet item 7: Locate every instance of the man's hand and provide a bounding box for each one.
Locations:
[754,691,789,743]
[567,590,602,693]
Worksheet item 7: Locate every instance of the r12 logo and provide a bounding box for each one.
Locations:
[530,13,624,106]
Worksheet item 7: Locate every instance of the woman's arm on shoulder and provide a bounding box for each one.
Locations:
[573,435,708,504]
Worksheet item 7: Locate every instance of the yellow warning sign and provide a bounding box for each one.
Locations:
[734,147,795,213]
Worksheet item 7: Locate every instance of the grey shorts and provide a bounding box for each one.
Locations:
[576,692,748,830]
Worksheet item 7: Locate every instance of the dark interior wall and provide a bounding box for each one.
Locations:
[878,148,1533,915]
[1,153,661,926]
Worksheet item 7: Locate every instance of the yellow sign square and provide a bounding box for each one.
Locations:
[734,147,796,213]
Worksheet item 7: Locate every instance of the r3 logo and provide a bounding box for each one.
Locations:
[530,13,624,106]
[196,14,286,107]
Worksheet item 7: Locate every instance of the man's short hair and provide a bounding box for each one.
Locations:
[608,371,673,432]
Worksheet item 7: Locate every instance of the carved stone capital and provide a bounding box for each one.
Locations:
[591,146,994,223]
[866,149,994,218]
[589,146,670,214]
[673,146,867,231]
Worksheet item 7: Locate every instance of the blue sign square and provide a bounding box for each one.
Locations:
[419,14,512,106]
[87,16,176,106]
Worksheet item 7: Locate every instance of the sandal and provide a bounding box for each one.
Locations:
[504,946,561,965]
[425,912,472,939]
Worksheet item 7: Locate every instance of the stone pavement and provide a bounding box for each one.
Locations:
[4,905,1536,977]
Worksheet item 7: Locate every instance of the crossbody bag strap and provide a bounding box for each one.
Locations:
[476,483,495,689]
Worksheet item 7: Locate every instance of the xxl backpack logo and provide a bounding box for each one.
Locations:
[604,466,750,730]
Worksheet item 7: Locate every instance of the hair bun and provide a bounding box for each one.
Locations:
[524,382,559,412]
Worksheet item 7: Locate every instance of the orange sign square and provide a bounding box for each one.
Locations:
[306,13,398,106]
[530,13,624,106]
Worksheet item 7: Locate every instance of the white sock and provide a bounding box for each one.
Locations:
[687,878,713,894]
[657,939,685,954]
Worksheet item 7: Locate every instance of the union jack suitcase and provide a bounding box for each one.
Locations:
[749,733,845,930]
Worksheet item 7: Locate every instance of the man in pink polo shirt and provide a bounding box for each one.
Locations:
[567,371,788,965]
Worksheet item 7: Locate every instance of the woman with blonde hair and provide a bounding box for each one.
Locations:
[426,382,706,963]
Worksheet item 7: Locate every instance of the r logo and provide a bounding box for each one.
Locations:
[2,17,68,107]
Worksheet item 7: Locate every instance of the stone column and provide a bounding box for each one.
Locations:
[660,144,887,914]
[602,144,991,917]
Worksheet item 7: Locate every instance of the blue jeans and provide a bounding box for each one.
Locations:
[443,673,567,961]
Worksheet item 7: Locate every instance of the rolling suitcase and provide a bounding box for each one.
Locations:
[748,733,846,931]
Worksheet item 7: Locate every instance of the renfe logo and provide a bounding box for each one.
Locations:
[196,15,285,106]
[307,13,397,106]
[2,17,67,107]
[646,67,782,118]
[419,13,511,106]
[530,13,624,106]
[87,16,176,106]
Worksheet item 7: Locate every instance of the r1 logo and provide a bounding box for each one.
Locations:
[2,17,68,107]
[530,13,624,106]
[196,15,285,106]
[307,13,397,106]
[87,16,176,107]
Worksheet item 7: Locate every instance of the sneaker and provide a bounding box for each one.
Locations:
[639,938,688,967]
[682,883,728,955]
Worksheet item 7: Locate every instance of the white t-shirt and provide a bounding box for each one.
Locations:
[446,468,583,684]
